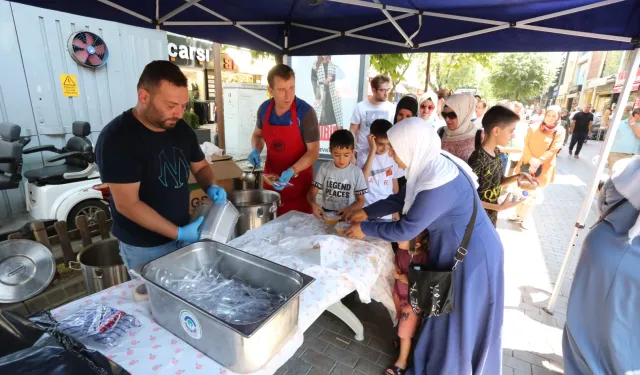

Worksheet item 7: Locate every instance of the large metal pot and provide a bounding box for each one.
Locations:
[232,169,263,190]
[229,190,280,237]
[69,239,129,295]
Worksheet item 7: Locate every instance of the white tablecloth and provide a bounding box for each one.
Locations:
[51,212,395,375]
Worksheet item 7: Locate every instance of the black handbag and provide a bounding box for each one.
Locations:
[408,167,478,317]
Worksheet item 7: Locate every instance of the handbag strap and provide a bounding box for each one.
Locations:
[591,198,628,228]
[441,155,477,270]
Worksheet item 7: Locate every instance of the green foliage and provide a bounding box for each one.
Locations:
[250,50,282,64]
[488,53,551,102]
[183,111,201,129]
[601,51,623,78]
[370,53,415,97]
[418,53,494,91]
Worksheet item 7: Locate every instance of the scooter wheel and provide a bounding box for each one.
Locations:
[66,199,110,229]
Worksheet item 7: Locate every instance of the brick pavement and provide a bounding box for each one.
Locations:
[277,141,606,375]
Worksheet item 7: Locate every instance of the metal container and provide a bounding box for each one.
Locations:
[69,239,129,294]
[229,189,280,237]
[232,169,263,190]
[132,241,314,374]
[193,200,240,243]
[0,240,56,303]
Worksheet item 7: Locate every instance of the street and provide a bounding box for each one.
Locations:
[499,139,603,375]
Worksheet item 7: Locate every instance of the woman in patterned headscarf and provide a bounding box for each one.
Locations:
[311,56,343,126]
[438,94,483,162]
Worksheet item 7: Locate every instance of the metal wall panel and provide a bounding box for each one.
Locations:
[0,1,167,217]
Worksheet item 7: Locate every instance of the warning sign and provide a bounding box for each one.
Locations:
[59,74,79,97]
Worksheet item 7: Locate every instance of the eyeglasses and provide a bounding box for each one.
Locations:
[441,111,457,120]
[375,88,390,93]
[421,104,435,111]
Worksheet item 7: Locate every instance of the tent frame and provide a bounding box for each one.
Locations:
[97,0,635,53]
[94,0,640,312]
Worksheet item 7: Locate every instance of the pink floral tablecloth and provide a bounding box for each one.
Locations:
[51,212,395,375]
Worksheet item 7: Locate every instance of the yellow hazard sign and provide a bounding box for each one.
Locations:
[59,74,79,97]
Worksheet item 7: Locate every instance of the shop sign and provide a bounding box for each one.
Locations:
[167,34,240,72]
[614,67,640,87]
[168,34,212,68]
[612,83,640,94]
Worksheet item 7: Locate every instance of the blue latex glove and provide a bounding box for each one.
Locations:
[248,149,262,168]
[178,216,203,243]
[275,168,295,191]
[206,184,227,204]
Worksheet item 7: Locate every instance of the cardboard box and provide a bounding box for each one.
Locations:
[188,155,243,214]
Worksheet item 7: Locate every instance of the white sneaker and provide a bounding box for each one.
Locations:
[508,214,521,222]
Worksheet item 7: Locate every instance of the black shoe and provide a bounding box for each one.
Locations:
[569,150,573,156]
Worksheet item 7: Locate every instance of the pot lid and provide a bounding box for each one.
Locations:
[0,240,56,303]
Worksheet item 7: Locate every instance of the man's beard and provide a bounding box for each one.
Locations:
[141,106,180,130]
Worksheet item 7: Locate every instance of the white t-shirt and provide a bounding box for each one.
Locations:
[350,100,396,156]
[357,152,404,220]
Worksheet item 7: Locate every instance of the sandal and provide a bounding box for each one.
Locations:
[385,365,406,375]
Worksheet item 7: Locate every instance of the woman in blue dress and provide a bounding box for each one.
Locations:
[563,156,640,375]
[345,117,504,375]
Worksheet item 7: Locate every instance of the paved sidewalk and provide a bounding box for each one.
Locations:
[276,141,606,375]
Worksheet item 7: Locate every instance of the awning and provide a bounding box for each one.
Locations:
[8,0,640,55]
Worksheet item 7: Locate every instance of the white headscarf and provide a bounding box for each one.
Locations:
[419,91,439,125]
[387,117,478,214]
[442,94,477,141]
[610,155,640,239]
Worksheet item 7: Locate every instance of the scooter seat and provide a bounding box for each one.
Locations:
[0,174,17,189]
[23,164,87,185]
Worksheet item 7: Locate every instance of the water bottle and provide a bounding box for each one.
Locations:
[511,190,529,202]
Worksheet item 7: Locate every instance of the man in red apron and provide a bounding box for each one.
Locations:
[248,64,320,215]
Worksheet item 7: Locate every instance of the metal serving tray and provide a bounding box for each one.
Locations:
[132,241,314,374]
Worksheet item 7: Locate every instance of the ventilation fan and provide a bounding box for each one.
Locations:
[67,31,109,68]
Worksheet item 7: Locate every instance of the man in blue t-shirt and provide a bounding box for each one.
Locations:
[96,61,227,270]
[248,64,320,215]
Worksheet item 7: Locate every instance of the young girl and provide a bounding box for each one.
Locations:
[387,230,429,375]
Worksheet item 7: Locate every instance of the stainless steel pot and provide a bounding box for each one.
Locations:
[232,169,263,190]
[229,190,280,237]
[69,239,129,295]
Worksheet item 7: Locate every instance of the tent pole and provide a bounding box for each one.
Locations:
[283,26,289,65]
[424,52,431,92]
[213,42,225,151]
[155,0,159,29]
[544,47,640,315]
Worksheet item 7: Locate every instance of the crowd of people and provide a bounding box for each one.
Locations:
[95,60,639,375]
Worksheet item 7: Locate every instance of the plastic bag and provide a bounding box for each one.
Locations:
[57,304,141,349]
[0,310,128,375]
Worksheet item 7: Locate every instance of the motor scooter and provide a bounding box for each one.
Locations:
[21,121,110,229]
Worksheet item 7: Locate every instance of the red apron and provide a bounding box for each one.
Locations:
[262,99,313,215]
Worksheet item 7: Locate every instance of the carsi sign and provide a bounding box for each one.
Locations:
[167,34,214,68]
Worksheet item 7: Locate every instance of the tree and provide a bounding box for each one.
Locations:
[250,50,283,64]
[488,53,551,102]
[426,53,494,91]
[370,54,415,98]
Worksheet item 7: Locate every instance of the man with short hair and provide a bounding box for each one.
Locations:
[608,107,640,173]
[248,64,320,215]
[349,75,396,165]
[568,104,594,158]
[96,60,227,270]
[473,100,487,125]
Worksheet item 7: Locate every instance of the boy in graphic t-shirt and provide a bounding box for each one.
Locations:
[358,119,404,220]
[308,130,368,218]
[467,106,538,226]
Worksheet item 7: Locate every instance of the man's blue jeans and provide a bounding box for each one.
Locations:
[118,240,185,271]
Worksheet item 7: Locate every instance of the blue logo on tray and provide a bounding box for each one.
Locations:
[179,310,202,339]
